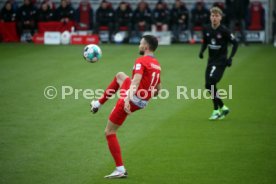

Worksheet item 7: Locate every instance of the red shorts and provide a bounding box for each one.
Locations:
[109,77,141,126]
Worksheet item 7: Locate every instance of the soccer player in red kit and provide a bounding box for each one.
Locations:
[90,35,161,179]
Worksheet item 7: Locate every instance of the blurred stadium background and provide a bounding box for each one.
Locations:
[0,0,276,184]
[0,0,275,44]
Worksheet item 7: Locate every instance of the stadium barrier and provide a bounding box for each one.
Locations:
[0,22,19,42]
[33,32,99,45]
[31,21,99,45]
[0,1,270,44]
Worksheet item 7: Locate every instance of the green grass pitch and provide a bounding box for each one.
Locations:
[0,43,275,184]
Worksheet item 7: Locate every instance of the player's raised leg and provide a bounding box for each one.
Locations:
[90,72,129,113]
[104,120,128,179]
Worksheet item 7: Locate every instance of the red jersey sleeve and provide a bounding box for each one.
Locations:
[133,58,145,75]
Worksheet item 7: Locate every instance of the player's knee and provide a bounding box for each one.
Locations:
[104,128,116,136]
[116,72,126,80]
[104,128,110,135]
[205,79,217,90]
[116,72,127,86]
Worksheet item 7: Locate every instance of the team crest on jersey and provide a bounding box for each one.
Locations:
[135,64,141,70]
[217,33,222,39]
[211,38,216,45]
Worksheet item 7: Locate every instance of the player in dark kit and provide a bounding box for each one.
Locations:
[90,35,161,178]
[199,7,238,120]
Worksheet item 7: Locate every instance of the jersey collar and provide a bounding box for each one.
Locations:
[145,54,155,58]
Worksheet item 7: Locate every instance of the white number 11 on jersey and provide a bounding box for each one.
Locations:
[149,72,160,91]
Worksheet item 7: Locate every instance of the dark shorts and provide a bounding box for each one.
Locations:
[205,65,226,85]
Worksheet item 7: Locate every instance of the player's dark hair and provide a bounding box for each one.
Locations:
[142,35,158,52]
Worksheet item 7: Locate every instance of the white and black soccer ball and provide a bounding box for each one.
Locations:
[83,44,102,63]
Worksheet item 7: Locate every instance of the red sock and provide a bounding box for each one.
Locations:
[99,77,119,104]
[106,134,123,167]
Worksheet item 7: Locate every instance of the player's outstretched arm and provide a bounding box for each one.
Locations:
[199,35,207,59]
[228,38,238,60]
[128,74,142,100]
[124,74,142,114]
[227,33,239,67]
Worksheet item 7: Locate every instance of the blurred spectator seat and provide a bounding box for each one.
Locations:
[76,0,93,30]
[248,1,265,30]
[213,2,225,10]
[152,1,169,32]
[115,1,132,38]
[193,26,203,31]
[98,1,114,30]
[99,26,109,31]
[0,22,19,42]
[190,1,209,43]
[38,21,75,33]
[98,25,109,42]
[132,1,151,36]
[96,1,115,42]
[119,26,128,31]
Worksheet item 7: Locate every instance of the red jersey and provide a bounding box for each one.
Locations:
[132,55,161,100]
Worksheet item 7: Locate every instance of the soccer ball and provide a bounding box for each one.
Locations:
[83,44,102,63]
